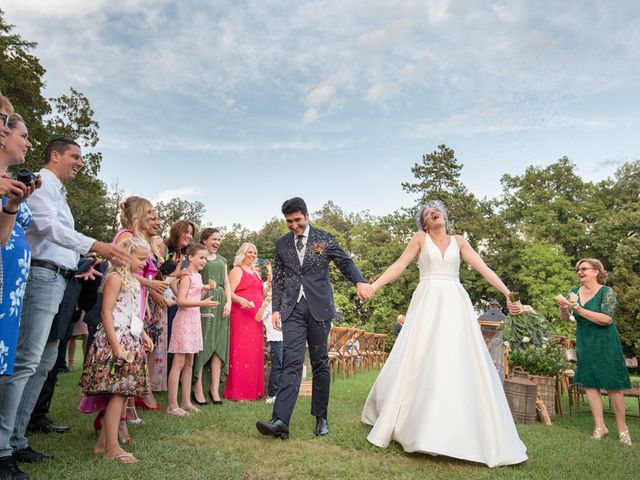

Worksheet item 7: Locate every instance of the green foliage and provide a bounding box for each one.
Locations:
[156,197,207,238]
[508,343,570,377]
[503,310,552,350]
[1,11,111,241]
[510,241,576,323]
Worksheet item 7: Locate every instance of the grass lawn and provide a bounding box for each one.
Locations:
[23,364,639,480]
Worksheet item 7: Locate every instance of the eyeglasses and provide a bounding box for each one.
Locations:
[0,113,8,128]
[576,267,595,273]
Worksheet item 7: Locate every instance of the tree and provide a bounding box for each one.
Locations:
[0,9,50,155]
[156,197,207,238]
[499,157,595,259]
[2,12,111,240]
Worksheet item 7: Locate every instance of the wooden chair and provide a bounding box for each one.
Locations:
[328,327,351,381]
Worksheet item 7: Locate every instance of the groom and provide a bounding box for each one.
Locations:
[256,197,372,439]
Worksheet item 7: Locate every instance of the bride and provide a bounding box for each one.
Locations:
[361,201,527,467]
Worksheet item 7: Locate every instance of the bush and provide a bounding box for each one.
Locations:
[508,343,569,377]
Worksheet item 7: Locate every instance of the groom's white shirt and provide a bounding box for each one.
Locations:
[294,224,310,302]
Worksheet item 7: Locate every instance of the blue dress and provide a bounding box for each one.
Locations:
[0,199,32,375]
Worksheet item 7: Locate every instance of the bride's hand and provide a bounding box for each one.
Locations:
[506,300,523,315]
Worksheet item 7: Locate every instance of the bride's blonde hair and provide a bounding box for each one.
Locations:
[104,237,150,293]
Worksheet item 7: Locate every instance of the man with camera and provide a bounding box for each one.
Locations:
[0,138,129,475]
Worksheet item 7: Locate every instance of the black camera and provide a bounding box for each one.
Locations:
[159,259,177,276]
[15,168,37,186]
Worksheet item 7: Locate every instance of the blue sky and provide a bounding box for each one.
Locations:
[4,1,639,229]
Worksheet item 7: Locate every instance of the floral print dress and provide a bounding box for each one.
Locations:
[0,200,31,375]
[80,273,150,397]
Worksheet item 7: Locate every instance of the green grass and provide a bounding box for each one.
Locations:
[23,362,639,480]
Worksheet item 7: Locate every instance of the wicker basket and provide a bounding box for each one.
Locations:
[504,371,537,424]
[529,374,556,421]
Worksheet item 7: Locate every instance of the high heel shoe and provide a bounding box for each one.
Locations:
[135,395,162,411]
[191,392,209,406]
[209,391,223,405]
[619,430,633,446]
[591,426,609,440]
[126,399,144,425]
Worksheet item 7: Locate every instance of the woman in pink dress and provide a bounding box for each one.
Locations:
[225,242,265,401]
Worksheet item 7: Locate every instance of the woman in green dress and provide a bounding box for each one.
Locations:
[558,258,632,446]
[192,228,232,404]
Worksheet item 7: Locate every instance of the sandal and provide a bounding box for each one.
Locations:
[619,430,633,446]
[180,403,200,414]
[104,450,139,464]
[126,399,144,425]
[591,426,609,440]
[166,407,189,417]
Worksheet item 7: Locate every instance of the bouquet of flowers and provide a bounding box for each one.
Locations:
[503,305,552,350]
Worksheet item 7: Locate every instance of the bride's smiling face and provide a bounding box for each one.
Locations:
[423,208,446,230]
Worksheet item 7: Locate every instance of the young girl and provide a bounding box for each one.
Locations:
[80,237,154,464]
[167,244,218,416]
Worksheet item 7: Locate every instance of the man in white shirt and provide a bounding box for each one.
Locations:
[0,138,128,477]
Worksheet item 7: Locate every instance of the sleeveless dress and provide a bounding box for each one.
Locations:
[224,268,264,401]
[571,285,630,390]
[361,234,527,468]
[194,255,230,395]
[168,271,203,354]
[0,201,31,375]
[80,274,150,400]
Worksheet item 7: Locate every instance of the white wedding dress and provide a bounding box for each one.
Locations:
[361,234,527,467]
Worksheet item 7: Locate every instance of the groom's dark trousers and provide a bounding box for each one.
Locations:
[273,297,330,425]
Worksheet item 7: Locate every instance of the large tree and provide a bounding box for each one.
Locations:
[1,11,111,241]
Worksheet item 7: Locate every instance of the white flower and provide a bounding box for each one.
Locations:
[522,336,531,343]
[503,341,510,348]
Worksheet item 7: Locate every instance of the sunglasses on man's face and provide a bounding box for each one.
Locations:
[0,113,8,128]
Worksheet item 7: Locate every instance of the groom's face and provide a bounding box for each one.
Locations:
[284,211,308,236]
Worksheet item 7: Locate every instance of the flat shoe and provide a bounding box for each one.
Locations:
[181,404,200,414]
[105,452,138,464]
[166,407,189,417]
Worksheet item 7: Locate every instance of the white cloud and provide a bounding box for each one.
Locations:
[153,187,200,204]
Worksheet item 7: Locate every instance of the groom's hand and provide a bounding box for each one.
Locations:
[356,282,374,302]
[272,312,282,331]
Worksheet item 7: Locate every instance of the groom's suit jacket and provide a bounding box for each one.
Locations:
[272,226,365,323]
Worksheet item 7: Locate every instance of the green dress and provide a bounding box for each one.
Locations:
[194,255,230,396]
[572,285,631,390]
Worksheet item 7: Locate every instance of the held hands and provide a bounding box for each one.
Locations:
[201,299,220,309]
[356,282,375,302]
[272,312,281,331]
[142,333,155,353]
[239,298,255,309]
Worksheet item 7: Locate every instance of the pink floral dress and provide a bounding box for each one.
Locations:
[168,271,204,354]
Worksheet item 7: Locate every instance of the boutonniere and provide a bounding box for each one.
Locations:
[313,242,325,254]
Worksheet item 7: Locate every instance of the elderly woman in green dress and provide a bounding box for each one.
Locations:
[557,258,632,446]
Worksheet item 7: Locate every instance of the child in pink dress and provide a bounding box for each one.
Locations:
[167,244,218,416]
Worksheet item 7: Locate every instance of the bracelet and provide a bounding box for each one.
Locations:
[2,206,18,215]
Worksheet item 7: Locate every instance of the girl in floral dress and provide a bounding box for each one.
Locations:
[166,244,218,416]
[80,237,154,464]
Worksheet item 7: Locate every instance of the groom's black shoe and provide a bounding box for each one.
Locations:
[256,419,289,440]
[315,417,329,436]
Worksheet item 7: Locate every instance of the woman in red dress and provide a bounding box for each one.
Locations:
[224,243,265,401]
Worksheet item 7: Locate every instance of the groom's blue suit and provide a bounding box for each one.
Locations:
[271,226,365,425]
